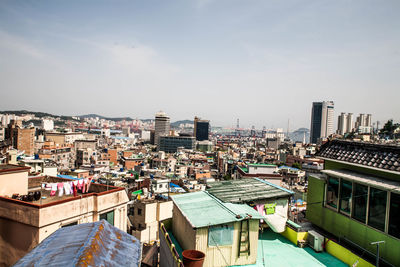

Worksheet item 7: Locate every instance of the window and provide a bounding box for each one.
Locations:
[389,193,400,239]
[100,210,114,226]
[62,221,78,228]
[352,183,368,223]
[138,208,142,215]
[208,224,233,247]
[326,177,339,209]
[339,179,352,214]
[368,188,387,232]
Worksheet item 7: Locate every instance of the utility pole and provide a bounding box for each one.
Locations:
[370,240,385,267]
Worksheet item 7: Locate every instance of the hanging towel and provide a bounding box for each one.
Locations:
[57,183,64,197]
[50,183,57,196]
[63,182,71,195]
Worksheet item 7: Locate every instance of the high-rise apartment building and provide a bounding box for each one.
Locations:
[193,116,210,141]
[154,111,170,146]
[355,113,372,134]
[310,101,334,144]
[337,112,353,135]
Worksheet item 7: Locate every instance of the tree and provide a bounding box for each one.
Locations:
[292,162,302,170]
[380,119,400,139]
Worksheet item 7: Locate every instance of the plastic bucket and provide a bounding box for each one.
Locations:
[182,250,205,267]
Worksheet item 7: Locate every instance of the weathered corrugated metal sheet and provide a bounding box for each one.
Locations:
[13,220,141,267]
[171,191,263,228]
[207,178,293,203]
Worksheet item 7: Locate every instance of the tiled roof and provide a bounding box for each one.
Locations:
[316,140,400,172]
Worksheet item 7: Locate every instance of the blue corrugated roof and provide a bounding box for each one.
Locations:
[57,174,80,180]
[13,220,141,267]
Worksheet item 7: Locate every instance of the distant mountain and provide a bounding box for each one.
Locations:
[170,120,193,127]
[79,114,133,121]
[289,128,310,142]
[0,110,78,121]
[0,110,56,118]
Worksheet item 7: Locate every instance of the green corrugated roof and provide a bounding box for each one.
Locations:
[171,191,263,228]
[207,178,293,203]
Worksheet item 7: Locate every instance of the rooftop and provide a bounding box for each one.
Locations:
[0,164,30,173]
[1,176,125,207]
[166,226,346,267]
[248,163,277,167]
[171,191,263,228]
[233,230,347,267]
[317,139,400,173]
[13,220,141,267]
[207,178,293,204]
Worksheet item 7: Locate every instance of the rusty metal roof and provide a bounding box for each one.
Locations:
[13,220,141,267]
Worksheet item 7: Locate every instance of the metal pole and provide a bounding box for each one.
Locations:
[370,240,384,267]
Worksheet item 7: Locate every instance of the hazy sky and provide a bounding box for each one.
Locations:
[1,0,399,129]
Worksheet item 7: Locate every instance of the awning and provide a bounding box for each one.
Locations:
[264,214,287,233]
[322,169,400,194]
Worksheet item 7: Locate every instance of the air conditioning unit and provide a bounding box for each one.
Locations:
[307,230,324,252]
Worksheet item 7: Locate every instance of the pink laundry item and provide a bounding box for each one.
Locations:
[86,179,92,193]
[50,183,57,196]
[57,183,64,197]
[77,179,83,190]
[82,178,88,193]
[256,204,265,223]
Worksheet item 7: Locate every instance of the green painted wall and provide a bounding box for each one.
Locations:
[307,175,400,266]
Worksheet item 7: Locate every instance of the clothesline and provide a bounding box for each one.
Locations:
[41,178,91,198]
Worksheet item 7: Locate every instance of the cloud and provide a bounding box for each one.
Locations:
[0,30,44,58]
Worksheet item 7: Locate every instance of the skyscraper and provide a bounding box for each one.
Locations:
[310,101,334,144]
[154,111,170,146]
[193,116,209,141]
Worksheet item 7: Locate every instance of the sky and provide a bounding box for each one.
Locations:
[0,0,399,129]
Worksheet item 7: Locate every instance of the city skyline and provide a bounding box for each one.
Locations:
[1,1,400,129]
